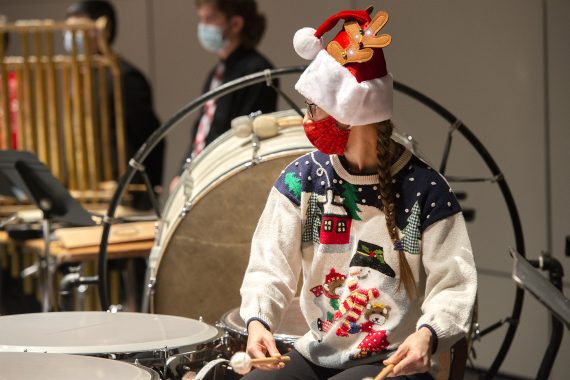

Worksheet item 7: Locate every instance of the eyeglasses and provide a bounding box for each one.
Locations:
[305,100,318,119]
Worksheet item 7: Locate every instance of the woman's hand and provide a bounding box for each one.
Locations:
[384,327,433,376]
[246,320,285,371]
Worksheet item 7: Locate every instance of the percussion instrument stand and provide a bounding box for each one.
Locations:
[128,158,162,219]
[1,212,53,312]
[39,218,55,311]
[0,213,19,229]
[59,264,99,311]
[0,151,96,312]
[18,209,59,311]
[0,215,15,314]
[19,204,62,312]
[510,248,569,380]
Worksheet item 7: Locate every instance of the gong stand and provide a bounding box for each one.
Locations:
[98,67,526,379]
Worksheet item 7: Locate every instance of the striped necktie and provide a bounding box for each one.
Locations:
[193,63,225,156]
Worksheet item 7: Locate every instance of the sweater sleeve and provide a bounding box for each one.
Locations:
[239,187,303,331]
[416,213,477,353]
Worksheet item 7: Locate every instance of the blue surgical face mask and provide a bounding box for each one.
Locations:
[63,30,85,53]
[197,23,228,54]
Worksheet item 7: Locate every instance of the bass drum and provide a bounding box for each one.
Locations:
[144,110,313,323]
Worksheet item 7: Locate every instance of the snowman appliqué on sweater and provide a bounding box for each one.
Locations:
[333,240,396,358]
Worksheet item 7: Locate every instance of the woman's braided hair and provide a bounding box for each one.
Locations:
[376,120,416,299]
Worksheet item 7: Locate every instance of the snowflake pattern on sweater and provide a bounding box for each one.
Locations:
[240,148,477,370]
[276,150,461,234]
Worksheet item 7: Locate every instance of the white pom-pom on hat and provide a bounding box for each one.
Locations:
[293,27,322,60]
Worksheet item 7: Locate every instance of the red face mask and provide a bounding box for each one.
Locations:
[303,115,350,155]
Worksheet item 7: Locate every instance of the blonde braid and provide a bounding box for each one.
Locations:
[376,120,416,299]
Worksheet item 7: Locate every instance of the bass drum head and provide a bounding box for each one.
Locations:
[155,157,300,323]
[152,115,312,324]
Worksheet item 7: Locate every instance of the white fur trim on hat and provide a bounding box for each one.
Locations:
[295,50,393,126]
[293,27,322,60]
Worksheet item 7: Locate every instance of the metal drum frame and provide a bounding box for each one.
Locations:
[98,67,525,379]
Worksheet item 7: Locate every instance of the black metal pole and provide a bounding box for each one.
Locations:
[535,255,564,380]
[536,315,563,379]
[139,169,162,219]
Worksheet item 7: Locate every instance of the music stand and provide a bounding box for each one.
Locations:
[510,248,569,379]
[510,248,569,329]
[0,151,95,226]
[0,151,95,311]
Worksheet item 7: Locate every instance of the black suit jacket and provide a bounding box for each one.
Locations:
[185,46,278,159]
[109,58,164,187]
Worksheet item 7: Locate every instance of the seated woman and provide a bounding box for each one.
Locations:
[239,7,477,380]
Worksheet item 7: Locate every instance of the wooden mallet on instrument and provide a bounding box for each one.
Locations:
[231,114,303,138]
[229,352,291,375]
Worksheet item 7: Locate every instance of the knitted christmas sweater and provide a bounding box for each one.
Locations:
[240,148,477,370]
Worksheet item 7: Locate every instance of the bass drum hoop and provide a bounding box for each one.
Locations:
[149,117,312,282]
[145,116,313,322]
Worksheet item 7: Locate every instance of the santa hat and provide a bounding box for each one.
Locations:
[293,8,393,126]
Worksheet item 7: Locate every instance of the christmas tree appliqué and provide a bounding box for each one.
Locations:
[303,193,322,243]
[341,183,362,221]
[401,201,421,254]
[284,172,302,201]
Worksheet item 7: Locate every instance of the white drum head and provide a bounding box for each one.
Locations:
[0,352,159,380]
[0,312,220,354]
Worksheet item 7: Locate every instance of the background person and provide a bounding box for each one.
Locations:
[170,0,277,191]
[66,0,165,209]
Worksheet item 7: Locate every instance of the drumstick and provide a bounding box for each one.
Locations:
[232,114,304,138]
[374,364,394,380]
[253,115,300,138]
[229,352,290,375]
[250,355,291,365]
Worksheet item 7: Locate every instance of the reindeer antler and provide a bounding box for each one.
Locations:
[362,11,391,48]
[326,11,391,66]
